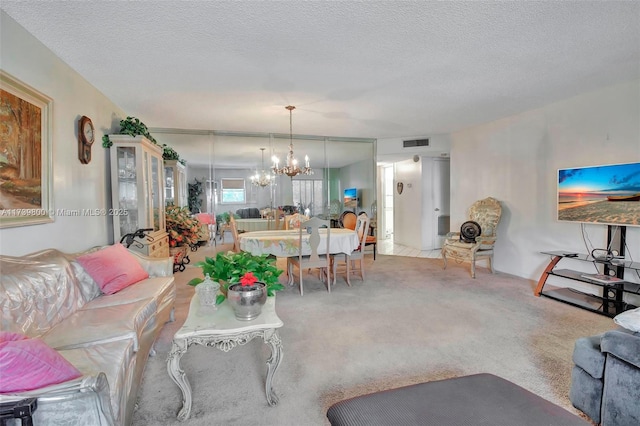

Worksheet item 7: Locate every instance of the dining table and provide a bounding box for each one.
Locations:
[238,228,360,258]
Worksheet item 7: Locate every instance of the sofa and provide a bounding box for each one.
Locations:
[0,244,176,426]
[570,312,640,425]
[235,207,261,219]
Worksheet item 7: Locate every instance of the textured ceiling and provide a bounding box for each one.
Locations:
[2,1,639,146]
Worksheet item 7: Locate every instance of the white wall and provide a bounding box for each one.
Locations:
[450,80,640,283]
[0,12,126,256]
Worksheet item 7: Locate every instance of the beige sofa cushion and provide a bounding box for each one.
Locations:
[82,277,174,310]
[42,299,157,352]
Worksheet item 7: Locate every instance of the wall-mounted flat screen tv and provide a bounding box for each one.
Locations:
[558,161,640,227]
[344,187,357,209]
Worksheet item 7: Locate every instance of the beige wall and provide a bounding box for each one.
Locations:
[0,12,126,255]
[450,79,640,283]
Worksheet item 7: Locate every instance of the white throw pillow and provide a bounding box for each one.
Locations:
[613,307,640,332]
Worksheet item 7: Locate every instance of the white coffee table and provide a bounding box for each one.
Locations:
[166,294,283,421]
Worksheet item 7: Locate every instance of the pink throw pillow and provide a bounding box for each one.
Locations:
[76,243,149,295]
[0,332,82,393]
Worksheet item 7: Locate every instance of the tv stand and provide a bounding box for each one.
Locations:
[535,251,640,317]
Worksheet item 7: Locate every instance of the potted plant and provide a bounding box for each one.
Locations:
[166,204,201,267]
[188,251,284,310]
[188,179,203,214]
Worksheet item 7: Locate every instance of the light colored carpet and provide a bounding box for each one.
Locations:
[132,245,612,425]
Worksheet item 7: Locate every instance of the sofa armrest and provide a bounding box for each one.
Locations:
[127,250,173,277]
[0,373,116,425]
[601,328,640,370]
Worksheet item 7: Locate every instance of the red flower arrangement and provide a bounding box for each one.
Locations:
[240,272,258,287]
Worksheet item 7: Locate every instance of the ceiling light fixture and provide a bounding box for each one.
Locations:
[271,105,312,177]
[250,148,274,187]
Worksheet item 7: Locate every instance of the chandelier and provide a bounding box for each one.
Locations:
[271,105,313,177]
[250,148,274,187]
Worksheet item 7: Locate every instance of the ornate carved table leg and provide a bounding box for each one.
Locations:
[167,338,192,421]
[287,261,294,286]
[264,329,283,406]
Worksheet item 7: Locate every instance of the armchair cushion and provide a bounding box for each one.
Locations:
[76,243,149,295]
[0,332,82,393]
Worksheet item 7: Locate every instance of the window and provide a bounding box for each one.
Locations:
[292,179,324,216]
[221,178,246,204]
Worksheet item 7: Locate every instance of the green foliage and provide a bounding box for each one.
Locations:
[188,251,285,301]
[188,178,204,214]
[101,135,112,148]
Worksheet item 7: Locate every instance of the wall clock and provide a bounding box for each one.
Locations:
[78,115,95,164]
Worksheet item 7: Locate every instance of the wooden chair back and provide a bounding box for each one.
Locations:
[228,214,240,252]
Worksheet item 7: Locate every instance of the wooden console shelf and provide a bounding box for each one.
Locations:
[536,251,640,318]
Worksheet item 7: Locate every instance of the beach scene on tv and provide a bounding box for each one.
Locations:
[558,162,640,226]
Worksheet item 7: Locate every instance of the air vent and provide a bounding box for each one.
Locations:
[403,138,429,148]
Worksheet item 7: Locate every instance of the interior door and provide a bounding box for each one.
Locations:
[432,158,450,249]
[383,165,394,239]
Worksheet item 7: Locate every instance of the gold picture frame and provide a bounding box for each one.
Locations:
[0,70,54,228]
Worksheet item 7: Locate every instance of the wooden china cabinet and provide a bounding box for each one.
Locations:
[109,135,169,258]
[164,160,187,207]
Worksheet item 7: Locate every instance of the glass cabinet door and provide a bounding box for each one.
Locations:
[150,155,163,231]
[165,165,175,205]
[116,146,139,236]
[177,166,187,207]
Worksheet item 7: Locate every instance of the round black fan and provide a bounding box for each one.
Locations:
[460,221,482,243]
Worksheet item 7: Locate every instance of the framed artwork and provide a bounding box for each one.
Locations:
[0,71,54,228]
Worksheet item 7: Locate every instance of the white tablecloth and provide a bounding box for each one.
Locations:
[239,228,359,257]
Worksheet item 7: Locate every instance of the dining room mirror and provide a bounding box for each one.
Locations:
[151,127,376,224]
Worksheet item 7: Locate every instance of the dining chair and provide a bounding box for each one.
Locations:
[339,211,357,230]
[228,214,241,253]
[287,216,331,296]
[273,208,284,230]
[332,214,369,286]
[285,213,308,230]
[358,212,377,260]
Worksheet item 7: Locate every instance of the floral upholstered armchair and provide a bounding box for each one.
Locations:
[442,197,502,278]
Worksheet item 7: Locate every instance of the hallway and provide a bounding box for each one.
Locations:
[377,236,442,259]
